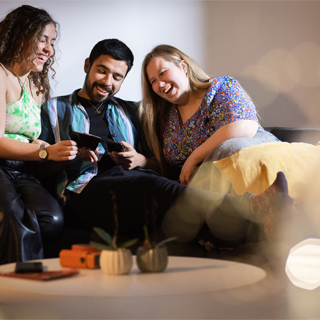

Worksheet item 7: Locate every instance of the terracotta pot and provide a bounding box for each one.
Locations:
[136,246,168,273]
[99,248,132,275]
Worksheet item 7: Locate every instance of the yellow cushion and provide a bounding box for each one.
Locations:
[212,142,320,202]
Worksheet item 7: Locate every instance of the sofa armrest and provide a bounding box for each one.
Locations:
[265,127,320,144]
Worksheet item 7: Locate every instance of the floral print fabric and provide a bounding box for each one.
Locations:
[5,85,41,143]
[163,76,263,166]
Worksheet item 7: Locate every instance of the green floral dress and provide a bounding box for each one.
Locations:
[5,83,41,142]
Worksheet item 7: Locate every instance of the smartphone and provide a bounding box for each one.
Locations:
[106,139,125,152]
[71,131,101,151]
[15,262,43,273]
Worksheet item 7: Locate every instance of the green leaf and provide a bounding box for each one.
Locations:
[89,241,113,251]
[93,227,113,245]
[156,236,178,248]
[119,237,139,248]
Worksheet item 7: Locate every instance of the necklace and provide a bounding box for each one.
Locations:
[87,99,104,114]
[10,67,34,99]
[10,67,28,86]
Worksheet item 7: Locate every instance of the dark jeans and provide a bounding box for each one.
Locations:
[0,160,64,264]
[66,166,257,247]
[67,166,186,239]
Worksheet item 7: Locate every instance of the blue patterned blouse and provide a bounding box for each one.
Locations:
[163,76,264,166]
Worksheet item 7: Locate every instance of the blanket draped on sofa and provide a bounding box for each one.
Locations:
[190,141,320,204]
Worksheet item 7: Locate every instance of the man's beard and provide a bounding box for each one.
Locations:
[84,75,114,104]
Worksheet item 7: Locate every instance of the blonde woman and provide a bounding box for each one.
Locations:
[141,45,278,185]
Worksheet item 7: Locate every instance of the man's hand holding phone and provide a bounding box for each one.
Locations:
[108,141,147,170]
[71,131,100,162]
[77,148,98,163]
[106,139,125,152]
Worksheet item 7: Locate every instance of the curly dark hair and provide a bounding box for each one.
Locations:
[0,5,58,101]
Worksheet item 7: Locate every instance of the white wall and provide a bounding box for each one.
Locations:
[1,0,320,128]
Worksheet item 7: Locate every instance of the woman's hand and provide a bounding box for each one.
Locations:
[179,156,199,185]
[108,141,147,170]
[46,140,79,161]
[179,120,259,184]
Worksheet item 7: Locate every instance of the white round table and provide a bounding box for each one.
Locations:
[0,256,268,319]
[0,256,265,297]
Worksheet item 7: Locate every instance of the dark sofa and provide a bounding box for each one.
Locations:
[265,127,320,144]
[44,127,320,259]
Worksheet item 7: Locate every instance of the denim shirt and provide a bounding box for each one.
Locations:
[40,89,150,205]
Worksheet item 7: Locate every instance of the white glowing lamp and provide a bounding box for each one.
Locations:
[286,238,320,290]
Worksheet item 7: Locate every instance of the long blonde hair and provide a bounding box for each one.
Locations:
[140,44,211,175]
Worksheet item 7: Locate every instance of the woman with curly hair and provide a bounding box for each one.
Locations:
[0,5,78,264]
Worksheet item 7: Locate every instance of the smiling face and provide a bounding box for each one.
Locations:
[146,56,189,106]
[82,54,128,104]
[22,23,56,73]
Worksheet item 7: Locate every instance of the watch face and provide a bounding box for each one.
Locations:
[39,145,48,160]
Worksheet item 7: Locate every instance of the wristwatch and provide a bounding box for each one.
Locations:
[39,143,48,161]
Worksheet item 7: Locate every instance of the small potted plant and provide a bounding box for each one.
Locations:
[136,225,177,273]
[90,191,138,275]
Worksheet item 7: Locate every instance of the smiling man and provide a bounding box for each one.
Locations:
[39,39,185,238]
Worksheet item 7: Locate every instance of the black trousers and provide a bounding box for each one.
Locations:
[0,160,64,264]
[66,166,256,246]
[67,166,186,239]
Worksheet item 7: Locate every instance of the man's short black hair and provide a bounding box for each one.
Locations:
[89,39,134,75]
